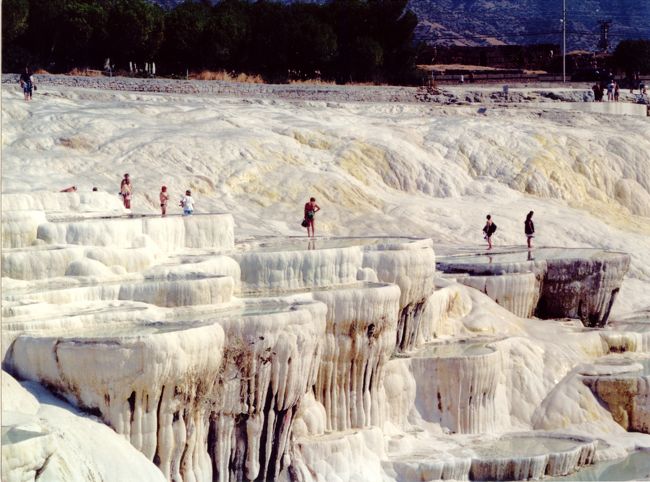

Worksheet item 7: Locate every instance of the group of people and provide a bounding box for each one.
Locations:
[482,211,535,250]
[593,78,647,102]
[118,173,195,216]
[302,198,535,251]
[592,81,620,102]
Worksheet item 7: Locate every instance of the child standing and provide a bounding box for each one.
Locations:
[160,186,169,217]
[180,190,194,216]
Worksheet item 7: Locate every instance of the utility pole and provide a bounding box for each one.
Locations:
[598,20,612,53]
[562,0,567,83]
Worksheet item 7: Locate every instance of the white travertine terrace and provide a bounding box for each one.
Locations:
[458,271,541,318]
[235,237,436,351]
[362,239,436,351]
[211,301,327,482]
[580,356,650,434]
[36,213,235,252]
[409,340,501,434]
[301,282,401,431]
[2,192,649,482]
[1,370,166,482]
[466,433,596,480]
[10,322,226,482]
[2,191,125,214]
[436,248,631,327]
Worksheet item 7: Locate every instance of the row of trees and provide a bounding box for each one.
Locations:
[2,0,419,83]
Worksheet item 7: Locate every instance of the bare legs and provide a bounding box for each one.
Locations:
[527,236,533,249]
[486,235,492,250]
[306,220,315,238]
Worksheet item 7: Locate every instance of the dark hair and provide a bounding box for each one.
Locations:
[310,197,316,202]
[486,214,491,220]
[526,211,534,220]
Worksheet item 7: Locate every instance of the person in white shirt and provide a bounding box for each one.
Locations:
[180,190,194,215]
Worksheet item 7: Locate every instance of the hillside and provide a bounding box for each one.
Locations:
[149,0,649,50]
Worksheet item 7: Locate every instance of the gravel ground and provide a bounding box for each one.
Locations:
[3,73,647,105]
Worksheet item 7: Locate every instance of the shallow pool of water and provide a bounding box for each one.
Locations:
[1,427,46,445]
[548,451,650,481]
[236,236,423,253]
[438,247,621,266]
[468,435,582,458]
[412,341,495,359]
[48,303,301,339]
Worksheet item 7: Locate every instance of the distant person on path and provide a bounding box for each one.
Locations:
[180,190,194,215]
[304,197,321,238]
[614,82,620,102]
[19,67,35,101]
[606,80,614,101]
[60,186,77,193]
[160,185,169,217]
[120,173,132,209]
[482,214,497,250]
[459,74,465,84]
[524,211,535,249]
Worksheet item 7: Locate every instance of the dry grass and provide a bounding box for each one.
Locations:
[67,68,104,77]
[288,78,336,86]
[190,70,264,83]
[34,68,50,74]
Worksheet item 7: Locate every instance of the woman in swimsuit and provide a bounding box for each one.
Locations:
[303,197,321,238]
[120,173,132,209]
[160,186,169,217]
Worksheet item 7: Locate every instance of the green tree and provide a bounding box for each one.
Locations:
[287,7,337,79]
[107,0,165,67]
[2,0,30,71]
[2,0,29,43]
[58,1,108,68]
[202,0,250,71]
[246,1,289,79]
[161,0,212,72]
[614,40,650,75]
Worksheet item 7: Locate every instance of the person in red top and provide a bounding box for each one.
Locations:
[303,197,321,238]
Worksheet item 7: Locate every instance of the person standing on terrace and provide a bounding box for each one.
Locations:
[120,173,132,209]
[304,197,321,238]
[525,211,535,249]
[160,186,169,217]
[19,67,35,101]
[482,214,497,250]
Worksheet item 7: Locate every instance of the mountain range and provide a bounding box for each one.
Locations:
[149,0,650,50]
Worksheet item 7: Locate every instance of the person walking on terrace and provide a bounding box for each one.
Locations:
[525,211,535,249]
[482,214,497,250]
[303,197,321,238]
[19,67,35,101]
[120,173,132,209]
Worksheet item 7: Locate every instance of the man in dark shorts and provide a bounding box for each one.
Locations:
[303,197,321,238]
[19,67,35,101]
